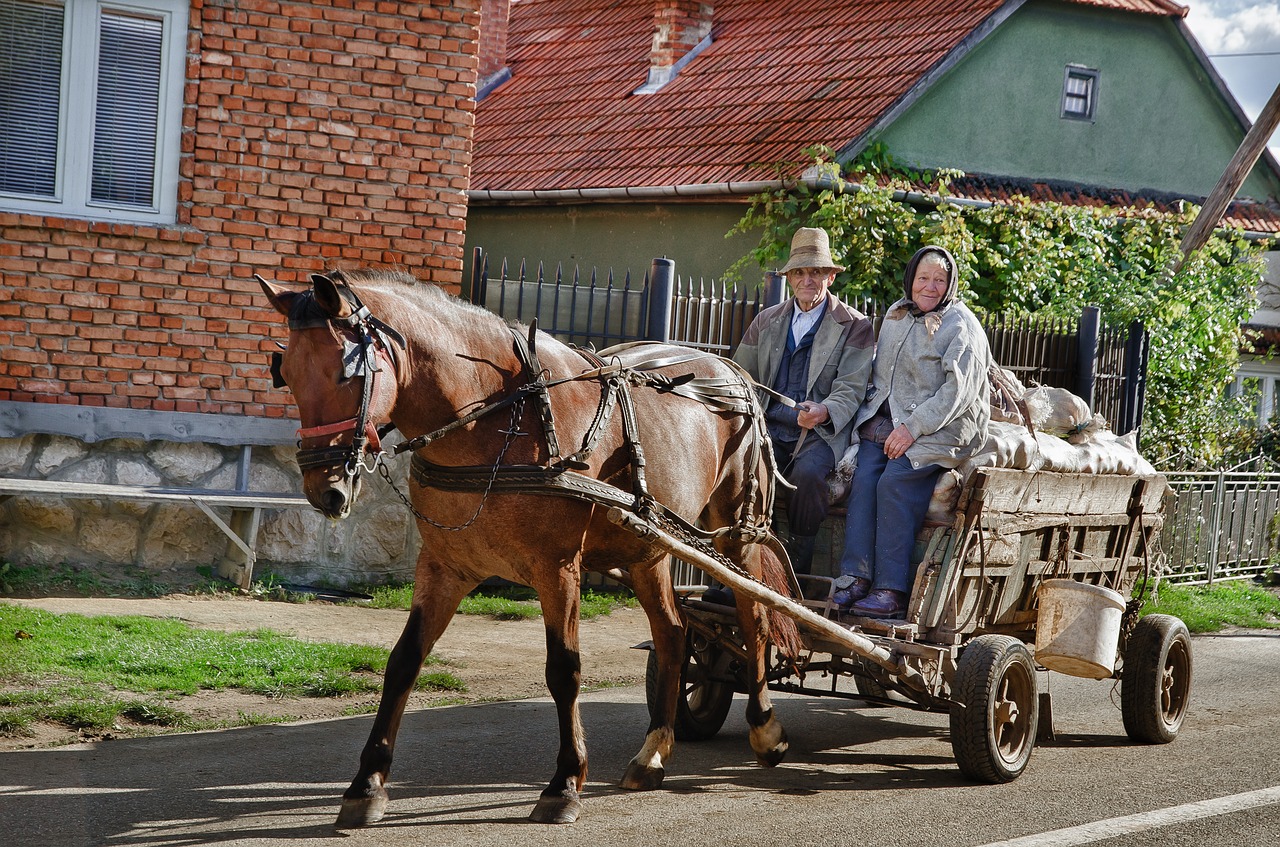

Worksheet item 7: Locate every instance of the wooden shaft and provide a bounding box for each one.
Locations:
[606,507,930,692]
[1176,80,1280,270]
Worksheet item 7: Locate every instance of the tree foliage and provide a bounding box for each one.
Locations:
[727,148,1272,468]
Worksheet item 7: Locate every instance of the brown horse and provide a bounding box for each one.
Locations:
[258,268,798,826]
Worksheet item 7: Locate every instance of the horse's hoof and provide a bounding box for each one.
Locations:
[530,793,582,824]
[620,760,665,791]
[755,740,789,768]
[751,722,789,768]
[335,793,388,829]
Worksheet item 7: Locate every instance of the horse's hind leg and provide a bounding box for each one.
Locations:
[529,566,587,824]
[336,562,473,829]
[620,555,684,791]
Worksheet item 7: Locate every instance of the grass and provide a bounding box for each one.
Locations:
[1140,580,1280,633]
[362,582,639,621]
[0,606,464,739]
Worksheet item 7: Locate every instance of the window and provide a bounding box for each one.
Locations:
[1230,359,1280,427]
[0,0,187,224]
[1061,64,1099,122]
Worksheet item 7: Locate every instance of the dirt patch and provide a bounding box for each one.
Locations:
[2,594,655,751]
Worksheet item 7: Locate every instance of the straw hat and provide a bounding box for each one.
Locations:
[780,227,845,274]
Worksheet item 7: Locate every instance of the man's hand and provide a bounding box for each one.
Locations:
[883,423,915,459]
[795,401,829,430]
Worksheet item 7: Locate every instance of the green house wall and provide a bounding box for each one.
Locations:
[463,201,762,289]
[877,0,1280,201]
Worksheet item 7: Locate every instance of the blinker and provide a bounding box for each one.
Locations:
[270,352,286,388]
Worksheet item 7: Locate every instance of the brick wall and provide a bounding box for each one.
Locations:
[0,0,481,419]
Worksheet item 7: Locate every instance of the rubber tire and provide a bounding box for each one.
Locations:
[854,659,890,700]
[645,634,735,742]
[949,634,1039,783]
[1121,614,1192,744]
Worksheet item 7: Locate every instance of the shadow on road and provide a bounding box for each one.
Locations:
[0,689,974,846]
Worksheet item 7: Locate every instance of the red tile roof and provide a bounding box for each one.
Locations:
[1063,0,1187,16]
[472,0,1202,197]
[946,173,1280,234]
[473,0,1012,192]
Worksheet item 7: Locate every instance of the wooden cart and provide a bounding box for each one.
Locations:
[615,466,1192,783]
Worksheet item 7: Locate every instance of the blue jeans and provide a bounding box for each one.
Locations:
[837,439,943,594]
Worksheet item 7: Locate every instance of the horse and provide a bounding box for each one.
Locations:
[258,268,800,827]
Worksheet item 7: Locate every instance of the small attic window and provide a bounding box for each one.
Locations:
[1061,65,1099,121]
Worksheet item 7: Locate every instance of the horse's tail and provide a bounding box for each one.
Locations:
[758,543,803,663]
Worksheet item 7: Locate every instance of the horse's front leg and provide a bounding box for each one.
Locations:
[529,567,587,824]
[336,561,473,829]
[620,556,684,792]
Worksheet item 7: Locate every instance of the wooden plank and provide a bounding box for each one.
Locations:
[0,477,308,509]
[974,468,1164,516]
[1175,80,1280,269]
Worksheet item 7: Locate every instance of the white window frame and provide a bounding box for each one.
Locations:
[1061,64,1099,122]
[0,0,188,225]
[1231,357,1280,427]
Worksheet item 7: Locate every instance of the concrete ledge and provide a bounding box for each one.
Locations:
[0,401,299,446]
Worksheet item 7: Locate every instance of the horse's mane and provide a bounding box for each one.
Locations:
[333,267,508,330]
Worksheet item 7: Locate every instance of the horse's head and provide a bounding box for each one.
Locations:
[258,270,405,518]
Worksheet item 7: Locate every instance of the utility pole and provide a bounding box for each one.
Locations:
[1175,80,1280,273]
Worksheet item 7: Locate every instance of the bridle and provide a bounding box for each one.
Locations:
[265,274,406,485]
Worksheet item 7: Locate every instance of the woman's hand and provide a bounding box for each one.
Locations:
[795,401,829,430]
[883,423,915,459]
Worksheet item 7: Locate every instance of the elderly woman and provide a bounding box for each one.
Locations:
[832,246,991,618]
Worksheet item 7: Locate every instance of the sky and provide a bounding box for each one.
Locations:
[1182,0,1280,158]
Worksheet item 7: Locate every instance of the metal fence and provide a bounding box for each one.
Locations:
[1161,461,1280,584]
[469,249,1148,433]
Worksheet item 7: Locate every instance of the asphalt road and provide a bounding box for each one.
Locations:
[3,632,1279,847]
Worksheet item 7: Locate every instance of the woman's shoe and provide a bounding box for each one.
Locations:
[831,576,871,609]
[850,589,907,619]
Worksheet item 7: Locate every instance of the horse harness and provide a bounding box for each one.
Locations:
[278,281,776,547]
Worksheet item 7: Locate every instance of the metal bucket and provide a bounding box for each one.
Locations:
[1034,579,1125,679]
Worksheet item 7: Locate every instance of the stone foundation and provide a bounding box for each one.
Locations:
[0,433,420,588]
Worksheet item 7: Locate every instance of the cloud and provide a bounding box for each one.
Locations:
[1186,2,1280,55]
[1184,1,1280,154]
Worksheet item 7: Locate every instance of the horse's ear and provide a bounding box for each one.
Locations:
[311,272,354,319]
[256,274,299,318]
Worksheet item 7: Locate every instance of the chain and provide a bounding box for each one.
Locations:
[378,399,528,532]
[646,502,767,587]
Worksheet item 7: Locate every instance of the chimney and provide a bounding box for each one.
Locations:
[478,0,512,94]
[636,1,713,94]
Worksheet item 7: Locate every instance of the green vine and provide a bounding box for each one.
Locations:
[727,150,1271,468]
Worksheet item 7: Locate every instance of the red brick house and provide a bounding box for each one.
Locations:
[0,1,484,582]
[1,0,479,418]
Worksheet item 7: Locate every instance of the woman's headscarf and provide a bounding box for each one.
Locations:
[903,245,960,316]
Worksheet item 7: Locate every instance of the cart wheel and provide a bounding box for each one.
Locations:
[854,659,889,700]
[950,635,1039,783]
[1121,614,1192,744]
[645,632,735,741]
